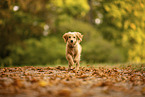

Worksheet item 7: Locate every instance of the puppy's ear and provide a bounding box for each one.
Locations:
[63,33,68,43]
[75,32,83,42]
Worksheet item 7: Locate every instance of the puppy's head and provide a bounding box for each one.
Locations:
[63,32,83,45]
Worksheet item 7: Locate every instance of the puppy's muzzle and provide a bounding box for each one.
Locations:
[71,40,73,43]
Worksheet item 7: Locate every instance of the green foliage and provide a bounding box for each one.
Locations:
[0,0,47,60]
[83,37,124,63]
[9,37,66,65]
[57,15,98,40]
[95,0,145,62]
[52,0,89,17]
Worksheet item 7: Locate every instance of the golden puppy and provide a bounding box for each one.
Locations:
[63,32,83,71]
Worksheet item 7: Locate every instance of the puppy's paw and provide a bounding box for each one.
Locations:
[68,65,73,71]
[75,67,79,72]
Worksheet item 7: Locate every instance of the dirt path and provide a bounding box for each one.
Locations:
[0,66,145,97]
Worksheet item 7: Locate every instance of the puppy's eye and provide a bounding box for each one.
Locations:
[69,36,71,38]
[73,37,75,38]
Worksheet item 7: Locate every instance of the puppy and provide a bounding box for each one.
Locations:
[63,32,83,71]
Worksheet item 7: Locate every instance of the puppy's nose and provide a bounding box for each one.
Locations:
[71,40,73,43]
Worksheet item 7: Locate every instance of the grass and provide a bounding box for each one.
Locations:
[47,62,145,71]
[1,62,144,71]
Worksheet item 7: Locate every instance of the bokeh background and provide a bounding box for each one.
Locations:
[0,0,145,66]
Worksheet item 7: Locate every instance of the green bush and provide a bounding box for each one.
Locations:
[10,37,66,65]
[82,37,125,63]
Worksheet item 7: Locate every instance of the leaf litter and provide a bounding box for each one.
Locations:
[0,65,145,97]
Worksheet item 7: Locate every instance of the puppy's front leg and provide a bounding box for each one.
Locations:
[74,55,80,72]
[66,54,74,70]
[75,61,80,72]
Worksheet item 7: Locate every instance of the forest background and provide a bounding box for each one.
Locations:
[0,0,145,66]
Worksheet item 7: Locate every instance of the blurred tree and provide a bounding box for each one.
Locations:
[50,0,90,35]
[51,0,89,17]
[0,0,52,63]
[91,0,145,62]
